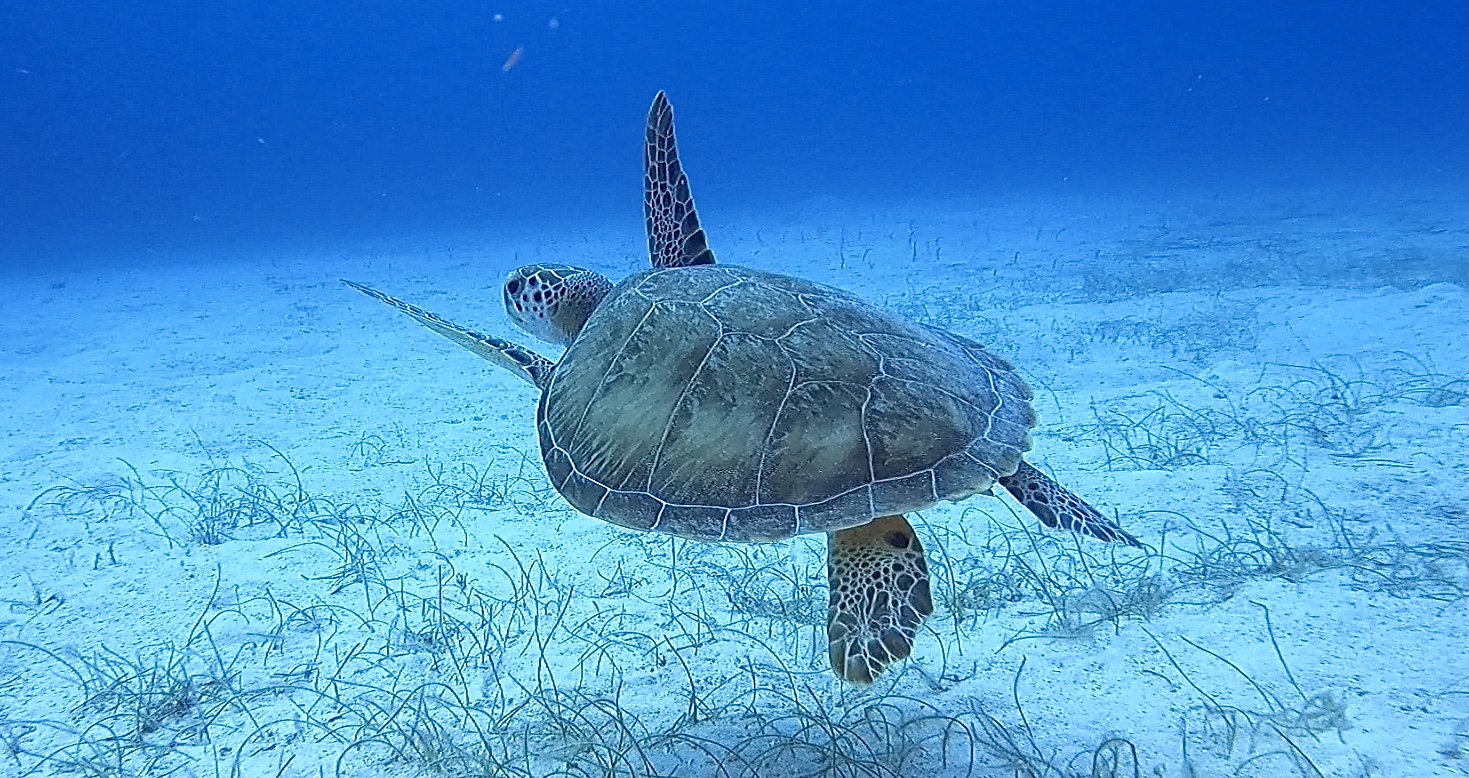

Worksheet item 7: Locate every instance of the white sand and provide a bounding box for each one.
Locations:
[2,183,1465,777]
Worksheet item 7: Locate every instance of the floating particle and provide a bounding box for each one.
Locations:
[492,13,503,22]
[547,16,559,29]
[501,46,524,72]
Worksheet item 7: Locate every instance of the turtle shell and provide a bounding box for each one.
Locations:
[536,265,1036,542]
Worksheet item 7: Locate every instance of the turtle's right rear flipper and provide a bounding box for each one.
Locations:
[998,461,1142,548]
[827,515,933,684]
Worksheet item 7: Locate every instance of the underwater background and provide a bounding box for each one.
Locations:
[3,0,1464,264]
[1,2,1466,777]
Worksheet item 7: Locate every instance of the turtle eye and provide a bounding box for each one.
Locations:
[507,279,521,294]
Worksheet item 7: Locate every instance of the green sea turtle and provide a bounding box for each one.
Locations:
[345,91,1141,684]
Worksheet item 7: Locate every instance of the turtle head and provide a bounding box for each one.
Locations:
[503,264,614,345]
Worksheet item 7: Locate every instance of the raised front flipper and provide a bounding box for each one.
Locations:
[999,461,1142,548]
[343,280,554,390]
[827,515,933,684]
[644,91,715,268]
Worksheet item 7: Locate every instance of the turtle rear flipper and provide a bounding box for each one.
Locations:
[826,515,934,684]
[1000,461,1142,548]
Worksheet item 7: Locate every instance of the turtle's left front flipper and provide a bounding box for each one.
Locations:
[343,280,555,390]
[999,461,1143,548]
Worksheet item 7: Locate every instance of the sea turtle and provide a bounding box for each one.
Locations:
[345,91,1141,684]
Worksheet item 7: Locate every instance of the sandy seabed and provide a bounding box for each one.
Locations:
[2,182,1466,777]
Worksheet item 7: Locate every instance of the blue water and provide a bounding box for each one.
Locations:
[2,0,1465,265]
[3,4,1468,774]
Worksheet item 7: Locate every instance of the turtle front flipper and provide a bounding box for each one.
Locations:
[644,91,715,268]
[343,280,555,390]
[999,461,1142,548]
[826,515,933,684]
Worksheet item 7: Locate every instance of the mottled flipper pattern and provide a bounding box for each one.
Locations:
[999,461,1142,547]
[827,515,934,684]
[644,91,715,268]
[343,280,555,390]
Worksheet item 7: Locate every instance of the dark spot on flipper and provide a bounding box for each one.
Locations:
[1106,526,1145,549]
[885,531,910,549]
[507,279,521,294]
[866,638,894,663]
[845,656,875,685]
[1032,502,1061,529]
[911,579,934,616]
[880,630,912,660]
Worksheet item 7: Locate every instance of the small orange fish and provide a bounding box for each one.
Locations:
[501,46,524,72]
